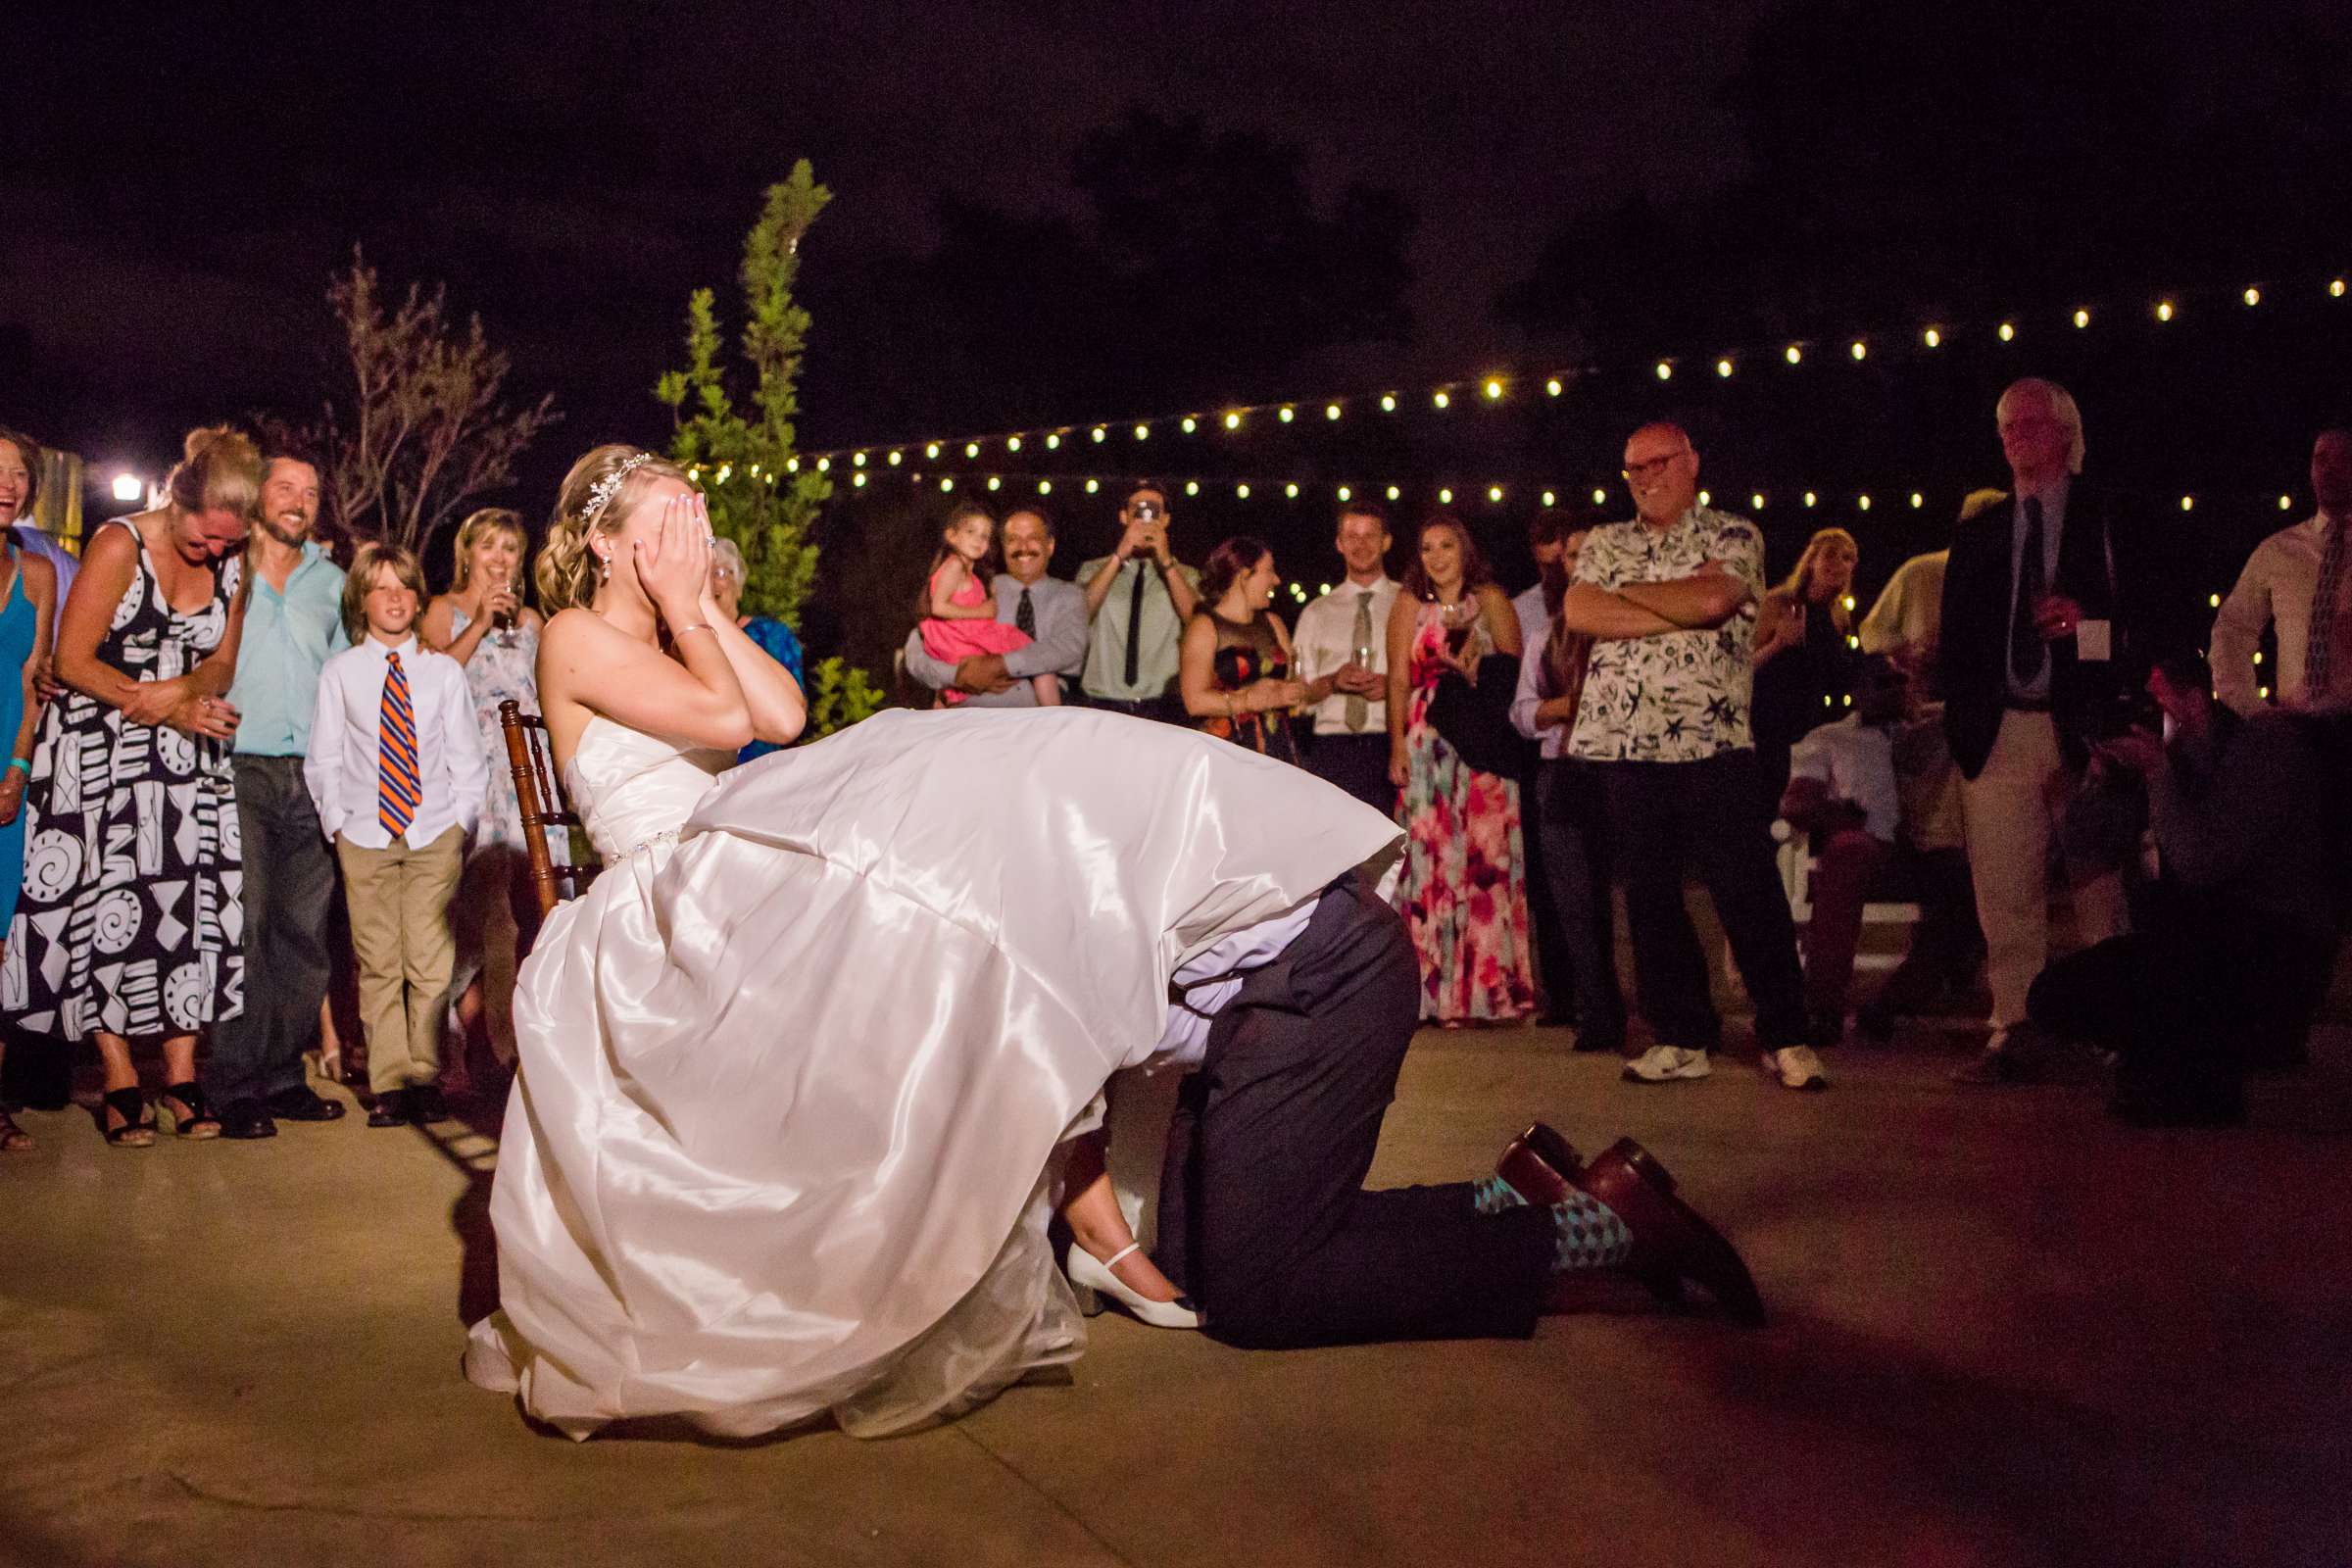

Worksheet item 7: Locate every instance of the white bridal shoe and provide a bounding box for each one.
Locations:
[1066,1243,1203,1330]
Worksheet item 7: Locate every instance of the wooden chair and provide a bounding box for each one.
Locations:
[498,700,601,918]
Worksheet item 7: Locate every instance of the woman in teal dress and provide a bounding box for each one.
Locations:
[710,539,806,762]
[0,426,62,1150]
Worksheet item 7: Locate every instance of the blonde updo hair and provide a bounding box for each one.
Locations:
[452,507,528,590]
[538,443,690,612]
[164,424,264,521]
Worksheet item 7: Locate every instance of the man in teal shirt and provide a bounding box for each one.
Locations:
[209,454,350,1139]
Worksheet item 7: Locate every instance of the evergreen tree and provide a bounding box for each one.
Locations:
[657,162,883,735]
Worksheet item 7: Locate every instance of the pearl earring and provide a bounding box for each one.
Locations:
[599,556,611,582]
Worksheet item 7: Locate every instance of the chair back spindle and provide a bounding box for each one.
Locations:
[497,700,601,917]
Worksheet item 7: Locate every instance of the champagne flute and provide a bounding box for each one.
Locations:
[492,569,519,648]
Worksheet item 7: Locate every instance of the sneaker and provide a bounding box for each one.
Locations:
[1623,1045,1712,1083]
[1763,1045,1829,1091]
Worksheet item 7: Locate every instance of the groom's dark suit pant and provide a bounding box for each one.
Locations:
[1155,871,1555,1348]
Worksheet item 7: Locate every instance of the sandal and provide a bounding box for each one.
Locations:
[160,1081,222,1141]
[0,1108,31,1152]
[101,1086,155,1149]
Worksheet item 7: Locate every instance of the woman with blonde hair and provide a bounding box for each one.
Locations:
[6,425,255,1145]
[1751,525,1863,813]
[421,507,549,1074]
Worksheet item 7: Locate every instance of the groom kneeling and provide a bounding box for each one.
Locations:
[1152,870,1764,1347]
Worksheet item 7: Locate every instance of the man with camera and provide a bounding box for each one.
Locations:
[1075,482,1200,721]
[1937,378,2196,1085]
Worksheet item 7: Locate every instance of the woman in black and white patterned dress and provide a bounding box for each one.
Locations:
[5,426,254,1146]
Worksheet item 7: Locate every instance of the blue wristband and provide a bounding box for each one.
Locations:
[7,758,28,777]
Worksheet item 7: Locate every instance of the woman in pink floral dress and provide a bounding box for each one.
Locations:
[1384,515,1537,1024]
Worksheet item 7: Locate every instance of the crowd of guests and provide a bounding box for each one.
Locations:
[902,379,2349,1127]
[0,376,2343,1152]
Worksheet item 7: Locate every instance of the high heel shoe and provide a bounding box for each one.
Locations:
[1065,1243,1203,1330]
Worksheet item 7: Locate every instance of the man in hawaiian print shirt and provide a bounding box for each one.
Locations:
[1557,422,1825,1093]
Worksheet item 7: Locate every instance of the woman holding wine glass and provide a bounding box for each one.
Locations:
[422,508,549,1078]
[1385,514,1537,1025]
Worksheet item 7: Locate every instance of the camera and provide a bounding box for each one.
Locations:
[1130,500,1162,522]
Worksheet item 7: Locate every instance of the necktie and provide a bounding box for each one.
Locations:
[2306,518,2347,700]
[1122,561,1148,688]
[1015,584,1036,639]
[377,651,420,839]
[1345,590,1374,731]
[2010,496,2046,690]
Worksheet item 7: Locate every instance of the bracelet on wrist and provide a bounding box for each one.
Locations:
[672,622,714,639]
[7,757,28,777]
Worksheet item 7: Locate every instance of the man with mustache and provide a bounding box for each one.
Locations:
[209,451,351,1139]
[902,507,1090,707]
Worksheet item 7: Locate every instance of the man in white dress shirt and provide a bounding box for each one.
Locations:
[903,508,1090,707]
[305,545,488,1124]
[1289,503,1400,814]
[2210,428,2352,714]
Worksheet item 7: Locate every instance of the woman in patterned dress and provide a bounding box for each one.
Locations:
[0,428,60,1151]
[1178,536,1306,765]
[421,508,547,1074]
[1384,515,1537,1025]
[7,426,255,1145]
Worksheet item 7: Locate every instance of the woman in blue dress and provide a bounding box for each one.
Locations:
[709,538,805,762]
[0,426,59,1151]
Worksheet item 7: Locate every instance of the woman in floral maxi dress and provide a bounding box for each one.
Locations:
[1384,515,1537,1024]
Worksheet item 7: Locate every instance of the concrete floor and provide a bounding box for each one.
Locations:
[4,1021,2350,1568]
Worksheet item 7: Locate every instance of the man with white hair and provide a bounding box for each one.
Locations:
[1937,378,2193,1083]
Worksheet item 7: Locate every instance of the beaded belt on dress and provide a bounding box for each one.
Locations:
[611,827,682,861]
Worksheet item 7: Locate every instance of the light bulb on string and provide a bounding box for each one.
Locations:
[853,451,866,466]
[1542,490,1557,508]
[1923,327,1940,348]
[1038,480,1052,494]
[1285,482,1299,499]
[1225,412,1244,429]
[1698,489,1711,506]
[962,442,978,458]
[1857,494,1872,511]
[2180,495,2194,512]
[1337,485,1351,502]
[852,472,866,487]
[1439,488,1453,505]
[1085,479,1100,494]
[940,477,955,491]
[1592,488,1606,504]
[2074,308,2090,328]
[1751,492,1766,509]
[1483,378,1503,401]
[1326,403,1342,420]
[1185,480,1200,496]
[1434,389,1451,408]
[1998,321,2016,341]
[1488,485,1503,503]
[1092,426,1106,443]
[1381,393,1397,412]
[1181,416,1197,433]
[1237,482,1251,498]
[986,476,1001,491]
[1911,492,1925,509]
[1006,437,1022,453]
[2156,301,2175,322]
[814,458,828,472]
[2209,593,2223,610]
[1278,406,1295,423]
[783,458,798,474]
[926,443,941,459]
[888,450,903,466]
[1046,433,1060,450]
[2279,495,2294,511]
[2243,286,2261,307]
[1803,491,1818,508]
[1849,339,1868,361]
[1133,423,1149,441]
[1654,360,1673,380]
[1545,377,1563,397]
[2334,279,2347,298]
[1387,485,1401,501]
[1717,358,1734,377]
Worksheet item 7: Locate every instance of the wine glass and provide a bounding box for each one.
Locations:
[491,570,520,648]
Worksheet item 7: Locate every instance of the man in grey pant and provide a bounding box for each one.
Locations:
[207,454,350,1139]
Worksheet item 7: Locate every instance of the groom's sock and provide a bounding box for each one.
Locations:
[1470,1175,1633,1272]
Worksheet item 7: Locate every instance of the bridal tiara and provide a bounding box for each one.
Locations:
[583,452,659,527]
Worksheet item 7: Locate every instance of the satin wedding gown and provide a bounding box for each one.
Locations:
[464,706,1400,1439]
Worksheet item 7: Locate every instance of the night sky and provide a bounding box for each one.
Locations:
[8,0,2348,640]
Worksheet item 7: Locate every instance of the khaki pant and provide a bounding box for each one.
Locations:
[337,826,467,1094]
[1959,710,2129,1029]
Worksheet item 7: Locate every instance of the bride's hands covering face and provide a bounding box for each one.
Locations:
[635,491,713,622]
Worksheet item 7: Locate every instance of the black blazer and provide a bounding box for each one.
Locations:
[1938,479,2195,778]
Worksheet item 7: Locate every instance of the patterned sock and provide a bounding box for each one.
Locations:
[1469,1175,1633,1271]
[1471,1174,1528,1215]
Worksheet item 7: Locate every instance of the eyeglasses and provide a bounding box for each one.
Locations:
[1621,449,1690,483]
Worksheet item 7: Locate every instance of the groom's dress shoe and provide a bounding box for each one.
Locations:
[1494,1122,1584,1206]
[1572,1138,1766,1327]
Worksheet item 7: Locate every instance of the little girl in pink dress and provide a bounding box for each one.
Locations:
[921,509,1060,706]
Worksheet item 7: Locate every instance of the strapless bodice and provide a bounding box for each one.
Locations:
[563,715,734,858]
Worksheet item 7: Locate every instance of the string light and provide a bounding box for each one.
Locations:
[1326,403,1342,420]
[853,451,866,466]
[1750,492,1766,510]
[1542,489,1557,507]
[1439,488,1453,504]
[853,471,866,487]
[986,476,1001,491]
[940,476,954,491]
[888,450,903,466]
[1387,485,1401,501]
[1488,485,1504,503]
[1849,340,1868,362]
[926,443,941,459]
[813,458,828,473]
[1434,389,1451,408]
[1785,344,1803,365]
[1803,490,1818,508]
[1592,488,1606,504]
[1004,437,1019,453]
[1698,490,1711,506]
[1133,423,1149,440]
[1922,327,1940,348]
[1910,492,1925,509]
[1484,378,1504,400]
[1655,360,1674,380]
[2156,300,2175,322]
[1046,434,1061,450]
[1181,416,1197,433]
[2180,495,2194,511]
[1237,482,1251,498]
[1038,479,1053,494]
[782,459,797,473]
[2279,495,2294,510]
[1998,321,2016,341]
[1857,494,1872,510]
[1085,478,1100,493]
[1381,393,1397,412]
[2334,279,2348,298]
[2243,286,2262,307]
[1337,485,1351,501]
[1717,358,1735,377]
[1285,482,1300,498]
[2074,308,2090,328]
[1545,377,1563,397]
[1092,426,1107,443]
[964,442,979,458]
[1278,406,1296,423]
[2209,593,2223,609]
[1224,412,1244,429]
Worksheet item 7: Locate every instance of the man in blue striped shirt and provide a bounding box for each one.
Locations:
[208,454,349,1139]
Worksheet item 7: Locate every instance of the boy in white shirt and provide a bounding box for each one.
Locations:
[305,544,488,1125]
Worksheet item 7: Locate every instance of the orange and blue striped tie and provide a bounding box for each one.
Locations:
[376,651,420,839]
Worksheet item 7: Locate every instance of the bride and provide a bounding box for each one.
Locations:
[464,445,1403,1438]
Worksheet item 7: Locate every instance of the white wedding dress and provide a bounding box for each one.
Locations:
[464,706,1400,1439]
